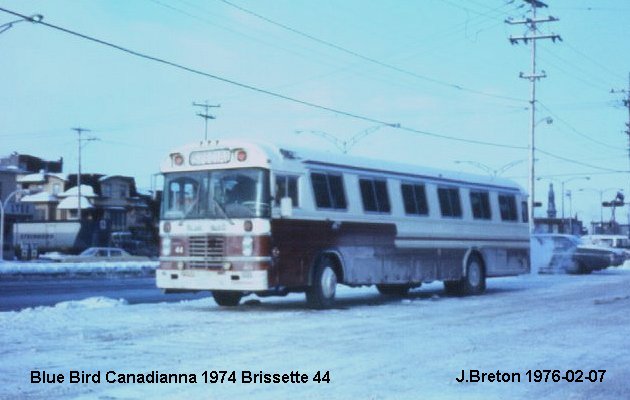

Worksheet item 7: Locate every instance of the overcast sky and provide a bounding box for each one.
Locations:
[1,0,629,224]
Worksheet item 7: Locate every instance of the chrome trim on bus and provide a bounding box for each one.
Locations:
[157,269,268,291]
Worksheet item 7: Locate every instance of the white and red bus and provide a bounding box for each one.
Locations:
[157,139,530,308]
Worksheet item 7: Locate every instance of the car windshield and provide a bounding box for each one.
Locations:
[542,236,580,251]
[80,248,98,256]
[161,168,270,220]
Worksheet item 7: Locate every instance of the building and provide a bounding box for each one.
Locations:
[534,183,586,235]
[18,172,68,221]
[0,153,64,259]
[12,173,158,257]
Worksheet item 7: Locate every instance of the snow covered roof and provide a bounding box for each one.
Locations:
[57,195,94,210]
[16,173,45,183]
[0,165,21,173]
[16,172,67,183]
[58,185,96,198]
[20,192,59,203]
[99,175,134,182]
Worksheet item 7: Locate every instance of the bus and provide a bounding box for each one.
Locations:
[156,139,530,308]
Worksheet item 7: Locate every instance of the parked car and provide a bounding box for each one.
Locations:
[40,247,150,263]
[582,234,630,260]
[533,234,623,274]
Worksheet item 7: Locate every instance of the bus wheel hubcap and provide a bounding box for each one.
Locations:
[469,262,481,286]
[321,267,337,299]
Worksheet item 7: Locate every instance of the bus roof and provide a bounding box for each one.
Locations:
[163,139,526,193]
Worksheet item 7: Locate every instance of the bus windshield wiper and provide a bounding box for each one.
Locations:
[212,197,235,225]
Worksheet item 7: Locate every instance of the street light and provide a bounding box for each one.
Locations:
[577,187,624,226]
[527,116,553,232]
[537,176,590,220]
[0,188,40,262]
[454,159,527,178]
[0,14,43,35]
[295,123,400,154]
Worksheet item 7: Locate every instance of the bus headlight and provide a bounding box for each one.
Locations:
[161,237,171,256]
[242,236,253,256]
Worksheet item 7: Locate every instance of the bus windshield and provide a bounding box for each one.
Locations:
[161,168,270,220]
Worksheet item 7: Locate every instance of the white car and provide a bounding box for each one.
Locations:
[40,247,149,263]
[582,234,630,261]
[533,234,623,274]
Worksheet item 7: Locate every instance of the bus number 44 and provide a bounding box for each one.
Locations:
[313,371,330,383]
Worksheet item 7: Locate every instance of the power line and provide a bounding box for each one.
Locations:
[536,148,626,173]
[148,0,347,73]
[537,102,623,151]
[562,41,626,83]
[160,0,520,108]
[0,7,527,151]
[217,0,527,103]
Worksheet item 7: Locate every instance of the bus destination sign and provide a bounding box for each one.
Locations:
[189,149,232,166]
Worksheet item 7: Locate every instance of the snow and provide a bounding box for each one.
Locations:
[56,195,94,210]
[58,185,96,198]
[16,173,45,184]
[0,260,157,276]
[20,192,59,203]
[1,268,629,399]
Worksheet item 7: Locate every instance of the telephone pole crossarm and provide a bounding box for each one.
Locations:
[509,33,562,44]
[192,101,220,141]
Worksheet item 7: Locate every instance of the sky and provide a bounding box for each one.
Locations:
[1,0,629,225]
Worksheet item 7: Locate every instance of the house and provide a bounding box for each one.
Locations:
[12,173,158,257]
[0,153,63,259]
[18,172,67,221]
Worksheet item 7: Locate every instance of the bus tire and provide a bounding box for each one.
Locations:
[463,255,486,295]
[444,255,486,296]
[212,291,242,307]
[306,257,338,309]
[376,284,412,297]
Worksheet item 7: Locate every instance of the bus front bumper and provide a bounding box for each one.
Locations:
[156,268,269,292]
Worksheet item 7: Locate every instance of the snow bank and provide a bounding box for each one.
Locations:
[52,297,128,310]
[0,261,158,276]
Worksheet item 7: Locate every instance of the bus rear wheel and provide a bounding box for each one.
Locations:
[444,255,486,296]
[306,258,338,309]
[212,291,243,307]
[376,284,412,297]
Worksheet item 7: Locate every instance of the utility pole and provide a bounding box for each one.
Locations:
[192,101,220,141]
[610,72,630,236]
[72,127,97,221]
[506,0,561,233]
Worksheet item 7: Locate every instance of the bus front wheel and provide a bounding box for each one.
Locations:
[306,258,338,309]
[212,291,243,307]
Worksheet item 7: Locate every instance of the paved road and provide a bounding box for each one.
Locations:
[0,274,212,311]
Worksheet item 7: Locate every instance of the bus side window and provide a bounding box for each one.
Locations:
[311,172,347,210]
[437,187,462,218]
[401,183,428,215]
[275,175,299,207]
[499,194,518,221]
[359,178,390,213]
[470,190,492,220]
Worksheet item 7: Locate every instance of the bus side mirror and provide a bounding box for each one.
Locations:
[280,197,293,218]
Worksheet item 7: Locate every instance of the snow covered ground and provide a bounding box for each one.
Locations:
[1,266,629,399]
[0,260,158,276]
